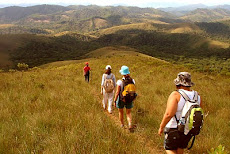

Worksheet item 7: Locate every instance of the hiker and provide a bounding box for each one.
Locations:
[83,62,91,82]
[158,72,203,154]
[101,65,116,114]
[114,66,137,132]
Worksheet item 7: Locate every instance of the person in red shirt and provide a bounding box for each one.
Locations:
[83,62,91,82]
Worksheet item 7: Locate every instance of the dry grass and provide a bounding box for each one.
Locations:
[208,40,230,49]
[89,23,157,36]
[0,24,15,29]
[0,47,229,153]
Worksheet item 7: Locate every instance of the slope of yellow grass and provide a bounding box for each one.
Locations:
[0,47,229,153]
[208,40,230,48]
[191,38,230,49]
[0,24,15,29]
[89,23,158,36]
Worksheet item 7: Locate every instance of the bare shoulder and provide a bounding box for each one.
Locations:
[170,91,180,96]
[169,91,181,101]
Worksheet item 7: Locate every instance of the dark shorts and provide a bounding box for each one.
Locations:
[164,128,193,150]
[84,72,90,82]
[116,99,133,109]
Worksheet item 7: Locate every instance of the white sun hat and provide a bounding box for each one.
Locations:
[105,65,112,70]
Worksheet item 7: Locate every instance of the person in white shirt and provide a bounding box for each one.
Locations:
[158,72,202,154]
[101,65,116,114]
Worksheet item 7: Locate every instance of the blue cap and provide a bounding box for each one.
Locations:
[119,66,130,75]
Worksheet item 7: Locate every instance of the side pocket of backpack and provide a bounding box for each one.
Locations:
[164,128,180,150]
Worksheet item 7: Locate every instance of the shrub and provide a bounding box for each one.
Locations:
[17,63,29,71]
[9,69,16,72]
[208,145,226,154]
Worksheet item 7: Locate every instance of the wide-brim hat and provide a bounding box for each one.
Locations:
[119,66,130,75]
[106,65,112,70]
[174,72,195,87]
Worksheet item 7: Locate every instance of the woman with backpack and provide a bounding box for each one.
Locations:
[101,65,116,114]
[158,72,203,154]
[114,66,136,132]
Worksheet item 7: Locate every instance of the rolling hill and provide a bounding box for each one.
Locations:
[0,25,229,75]
[0,4,229,76]
[1,4,230,35]
[0,5,177,34]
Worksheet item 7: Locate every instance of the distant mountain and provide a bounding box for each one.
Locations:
[0,5,71,23]
[0,5,179,33]
[0,5,9,8]
[1,4,230,34]
[181,8,230,22]
[210,4,230,10]
[158,4,208,16]
[159,4,230,17]
[160,3,207,12]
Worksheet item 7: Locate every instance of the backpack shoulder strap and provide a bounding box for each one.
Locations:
[110,74,114,79]
[193,91,198,102]
[104,74,108,80]
[121,78,125,90]
[177,89,190,101]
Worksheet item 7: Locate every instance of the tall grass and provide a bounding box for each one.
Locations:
[0,65,151,153]
[0,50,229,153]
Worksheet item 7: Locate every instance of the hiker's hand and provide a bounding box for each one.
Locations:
[158,127,164,136]
[114,101,116,107]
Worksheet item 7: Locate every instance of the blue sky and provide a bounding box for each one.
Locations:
[1,0,230,8]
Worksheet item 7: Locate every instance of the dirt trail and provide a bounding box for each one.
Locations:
[90,85,164,154]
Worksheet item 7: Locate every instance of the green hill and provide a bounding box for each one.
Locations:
[0,34,100,69]
[0,29,229,75]
[0,47,229,153]
[196,20,230,40]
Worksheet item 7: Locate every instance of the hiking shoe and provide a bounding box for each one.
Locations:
[121,124,124,128]
[129,127,134,133]
[108,110,112,114]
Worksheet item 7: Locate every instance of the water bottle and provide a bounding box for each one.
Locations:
[178,117,185,132]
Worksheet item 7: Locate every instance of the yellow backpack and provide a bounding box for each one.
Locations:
[121,77,137,103]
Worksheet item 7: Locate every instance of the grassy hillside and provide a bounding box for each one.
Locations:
[0,47,229,153]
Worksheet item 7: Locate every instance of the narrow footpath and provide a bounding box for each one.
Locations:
[90,84,164,154]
